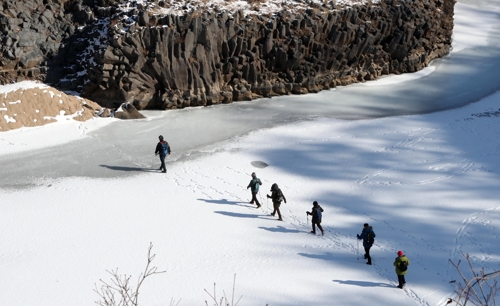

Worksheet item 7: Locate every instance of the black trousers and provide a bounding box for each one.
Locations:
[250,192,260,206]
[312,221,324,234]
[364,246,372,264]
[272,202,282,219]
[397,275,406,286]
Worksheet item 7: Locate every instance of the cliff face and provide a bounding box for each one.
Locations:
[0,0,455,110]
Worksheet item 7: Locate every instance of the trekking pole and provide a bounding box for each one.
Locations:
[357,238,359,260]
[307,214,309,225]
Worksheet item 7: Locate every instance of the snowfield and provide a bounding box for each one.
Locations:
[1,0,500,305]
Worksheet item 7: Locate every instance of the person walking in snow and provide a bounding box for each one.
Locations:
[357,223,376,265]
[394,250,410,289]
[267,183,286,221]
[154,135,171,173]
[306,201,324,235]
[247,172,262,208]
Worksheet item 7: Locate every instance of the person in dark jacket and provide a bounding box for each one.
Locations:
[247,172,262,208]
[267,183,286,221]
[357,223,376,265]
[393,250,410,289]
[306,201,324,235]
[154,135,171,173]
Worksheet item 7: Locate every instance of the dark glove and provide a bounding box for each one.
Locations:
[356,234,360,239]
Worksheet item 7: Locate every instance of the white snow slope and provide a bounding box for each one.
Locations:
[1,1,500,306]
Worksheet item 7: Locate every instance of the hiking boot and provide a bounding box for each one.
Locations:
[310,231,316,234]
[256,204,261,208]
[321,231,324,236]
[366,262,372,265]
[162,170,166,173]
[278,218,283,221]
[270,213,275,217]
[397,285,403,289]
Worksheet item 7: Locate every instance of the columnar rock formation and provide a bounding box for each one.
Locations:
[0,0,455,110]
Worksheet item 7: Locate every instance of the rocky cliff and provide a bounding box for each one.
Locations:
[0,0,455,110]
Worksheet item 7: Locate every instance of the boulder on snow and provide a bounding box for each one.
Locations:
[113,103,145,120]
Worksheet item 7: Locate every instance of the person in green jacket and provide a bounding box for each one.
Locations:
[247,172,262,208]
[393,250,410,289]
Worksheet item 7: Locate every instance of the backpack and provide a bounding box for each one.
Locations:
[160,141,170,155]
[273,190,284,203]
[399,260,408,272]
[366,232,375,245]
[313,208,322,220]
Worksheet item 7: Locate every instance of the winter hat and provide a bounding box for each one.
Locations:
[364,223,369,227]
[313,201,318,206]
[271,183,278,191]
[397,250,404,256]
[251,172,256,177]
[159,135,164,141]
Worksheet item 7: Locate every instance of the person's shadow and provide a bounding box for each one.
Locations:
[198,198,249,206]
[259,226,301,233]
[99,165,158,172]
[214,211,260,219]
[332,280,394,288]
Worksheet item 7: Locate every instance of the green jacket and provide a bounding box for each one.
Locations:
[393,255,410,275]
[247,178,262,192]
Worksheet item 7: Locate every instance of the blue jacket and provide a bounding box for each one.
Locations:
[357,226,375,248]
[155,141,170,156]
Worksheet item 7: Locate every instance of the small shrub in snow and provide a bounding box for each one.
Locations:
[449,252,500,306]
[204,274,243,306]
[94,243,171,306]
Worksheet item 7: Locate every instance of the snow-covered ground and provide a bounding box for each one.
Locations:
[1,1,500,305]
[117,0,377,18]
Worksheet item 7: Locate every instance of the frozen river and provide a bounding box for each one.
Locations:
[1,0,499,189]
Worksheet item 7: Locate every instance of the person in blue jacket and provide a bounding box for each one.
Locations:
[357,223,376,265]
[154,135,170,173]
[247,172,262,208]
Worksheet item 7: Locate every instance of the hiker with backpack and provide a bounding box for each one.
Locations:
[357,223,376,265]
[247,172,262,208]
[306,201,324,235]
[267,183,286,221]
[154,135,171,173]
[394,250,410,289]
